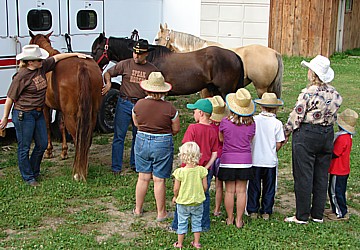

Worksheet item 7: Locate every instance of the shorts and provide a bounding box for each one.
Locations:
[135,132,174,178]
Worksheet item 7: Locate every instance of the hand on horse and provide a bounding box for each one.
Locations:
[101,82,111,96]
[76,53,93,59]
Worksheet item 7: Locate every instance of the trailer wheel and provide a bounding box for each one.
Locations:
[96,88,119,133]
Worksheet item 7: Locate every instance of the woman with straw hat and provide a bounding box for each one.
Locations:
[284,55,343,224]
[132,72,180,221]
[0,45,91,187]
[218,88,256,228]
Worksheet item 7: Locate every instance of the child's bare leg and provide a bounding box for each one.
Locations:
[177,234,185,246]
[224,181,236,224]
[193,232,201,245]
[214,177,223,214]
[235,180,247,227]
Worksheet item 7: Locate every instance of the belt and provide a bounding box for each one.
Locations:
[120,95,139,104]
[35,107,43,112]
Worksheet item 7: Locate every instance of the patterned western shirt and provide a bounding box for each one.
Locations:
[284,83,342,136]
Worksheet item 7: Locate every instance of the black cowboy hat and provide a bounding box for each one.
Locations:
[128,39,154,54]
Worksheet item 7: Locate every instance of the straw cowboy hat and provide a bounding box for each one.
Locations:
[226,88,255,116]
[301,55,334,83]
[16,45,49,61]
[255,92,284,107]
[208,95,229,122]
[140,72,172,93]
[337,108,358,134]
[128,39,154,54]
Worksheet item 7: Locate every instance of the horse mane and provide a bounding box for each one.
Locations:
[172,30,207,50]
[147,45,172,63]
[108,36,133,61]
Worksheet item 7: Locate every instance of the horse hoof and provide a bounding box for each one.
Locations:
[60,154,68,160]
[44,152,54,159]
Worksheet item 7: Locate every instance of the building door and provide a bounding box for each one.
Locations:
[201,0,270,47]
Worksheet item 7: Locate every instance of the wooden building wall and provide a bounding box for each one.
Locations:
[342,1,360,51]
[269,0,339,57]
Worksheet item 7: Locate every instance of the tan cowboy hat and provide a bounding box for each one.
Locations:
[337,108,358,134]
[208,95,229,122]
[226,88,255,116]
[301,55,334,83]
[140,72,172,93]
[16,45,49,61]
[255,92,284,107]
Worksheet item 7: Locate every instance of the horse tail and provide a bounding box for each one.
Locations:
[73,61,93,181]
[235,53,245,91]
[269,52,283,98]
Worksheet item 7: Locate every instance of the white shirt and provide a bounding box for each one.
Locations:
[251,112,285,168]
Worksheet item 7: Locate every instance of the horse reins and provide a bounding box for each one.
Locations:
[165,29,172,48]
[96,38,110,65]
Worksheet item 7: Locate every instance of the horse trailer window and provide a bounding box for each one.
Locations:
[27,10,52,31]
[77,10,97,30]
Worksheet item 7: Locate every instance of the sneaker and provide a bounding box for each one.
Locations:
[249,213,258,219]
[327,213,350,221]
[167,226,177,233]
[112,170,122,176]
[262,213,270,220]
[28,181,40,187]
[311,218,324,223]
[284,216,308,224]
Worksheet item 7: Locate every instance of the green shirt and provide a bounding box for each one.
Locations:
[173,166,208,206]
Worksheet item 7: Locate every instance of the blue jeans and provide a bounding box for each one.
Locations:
[172,167,213,231]
[111,98,137,172]
[177,203,203,235]
[12,109,48,183]
[247,166,277,214]
[135,132,174,178]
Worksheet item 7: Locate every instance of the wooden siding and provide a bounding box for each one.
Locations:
[342,1,360,51]
[269,0,339,57]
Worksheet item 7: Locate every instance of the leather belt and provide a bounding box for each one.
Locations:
[120,95,139,104]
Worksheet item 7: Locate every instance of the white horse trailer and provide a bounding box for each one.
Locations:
[0,0,162,133]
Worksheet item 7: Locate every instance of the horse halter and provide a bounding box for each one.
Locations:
[96,38,110,66]
[163,29,172,48]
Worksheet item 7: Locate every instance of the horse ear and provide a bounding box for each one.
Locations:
[45,31,53,39]
[29,30,35,38]
[164,23,168,29]
[160,23,163,31]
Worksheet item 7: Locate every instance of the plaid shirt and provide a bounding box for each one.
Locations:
[284,84,342,136]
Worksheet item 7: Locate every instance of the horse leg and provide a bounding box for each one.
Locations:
[43,106,53,158]
[59,113,69,160]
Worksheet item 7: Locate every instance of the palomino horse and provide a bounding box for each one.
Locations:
[30,32,103,181]
[155,23,283,98]
[91,34,245,97]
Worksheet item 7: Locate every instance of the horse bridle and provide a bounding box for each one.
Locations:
[156,29,172,48]
[96,38,110,65]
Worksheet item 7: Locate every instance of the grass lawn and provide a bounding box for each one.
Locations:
[1,53,359,249]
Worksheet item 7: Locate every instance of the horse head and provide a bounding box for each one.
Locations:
[29,31,59,56]
[155,23,177,52]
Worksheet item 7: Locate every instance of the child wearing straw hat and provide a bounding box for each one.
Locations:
[218,88,256,228]
[208,95,229,217]
[327,108,358,221]
[246,92,285,220]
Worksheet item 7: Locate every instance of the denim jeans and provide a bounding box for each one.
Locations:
[12,109,48,183]
[171,167,213,231]
[111,98,137,172]
[177,203,203,235]
[135,132,173,178]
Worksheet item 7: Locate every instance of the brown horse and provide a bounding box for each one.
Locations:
[30,32,103,181]
[155,23,283,98]
[91,34,245,98]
